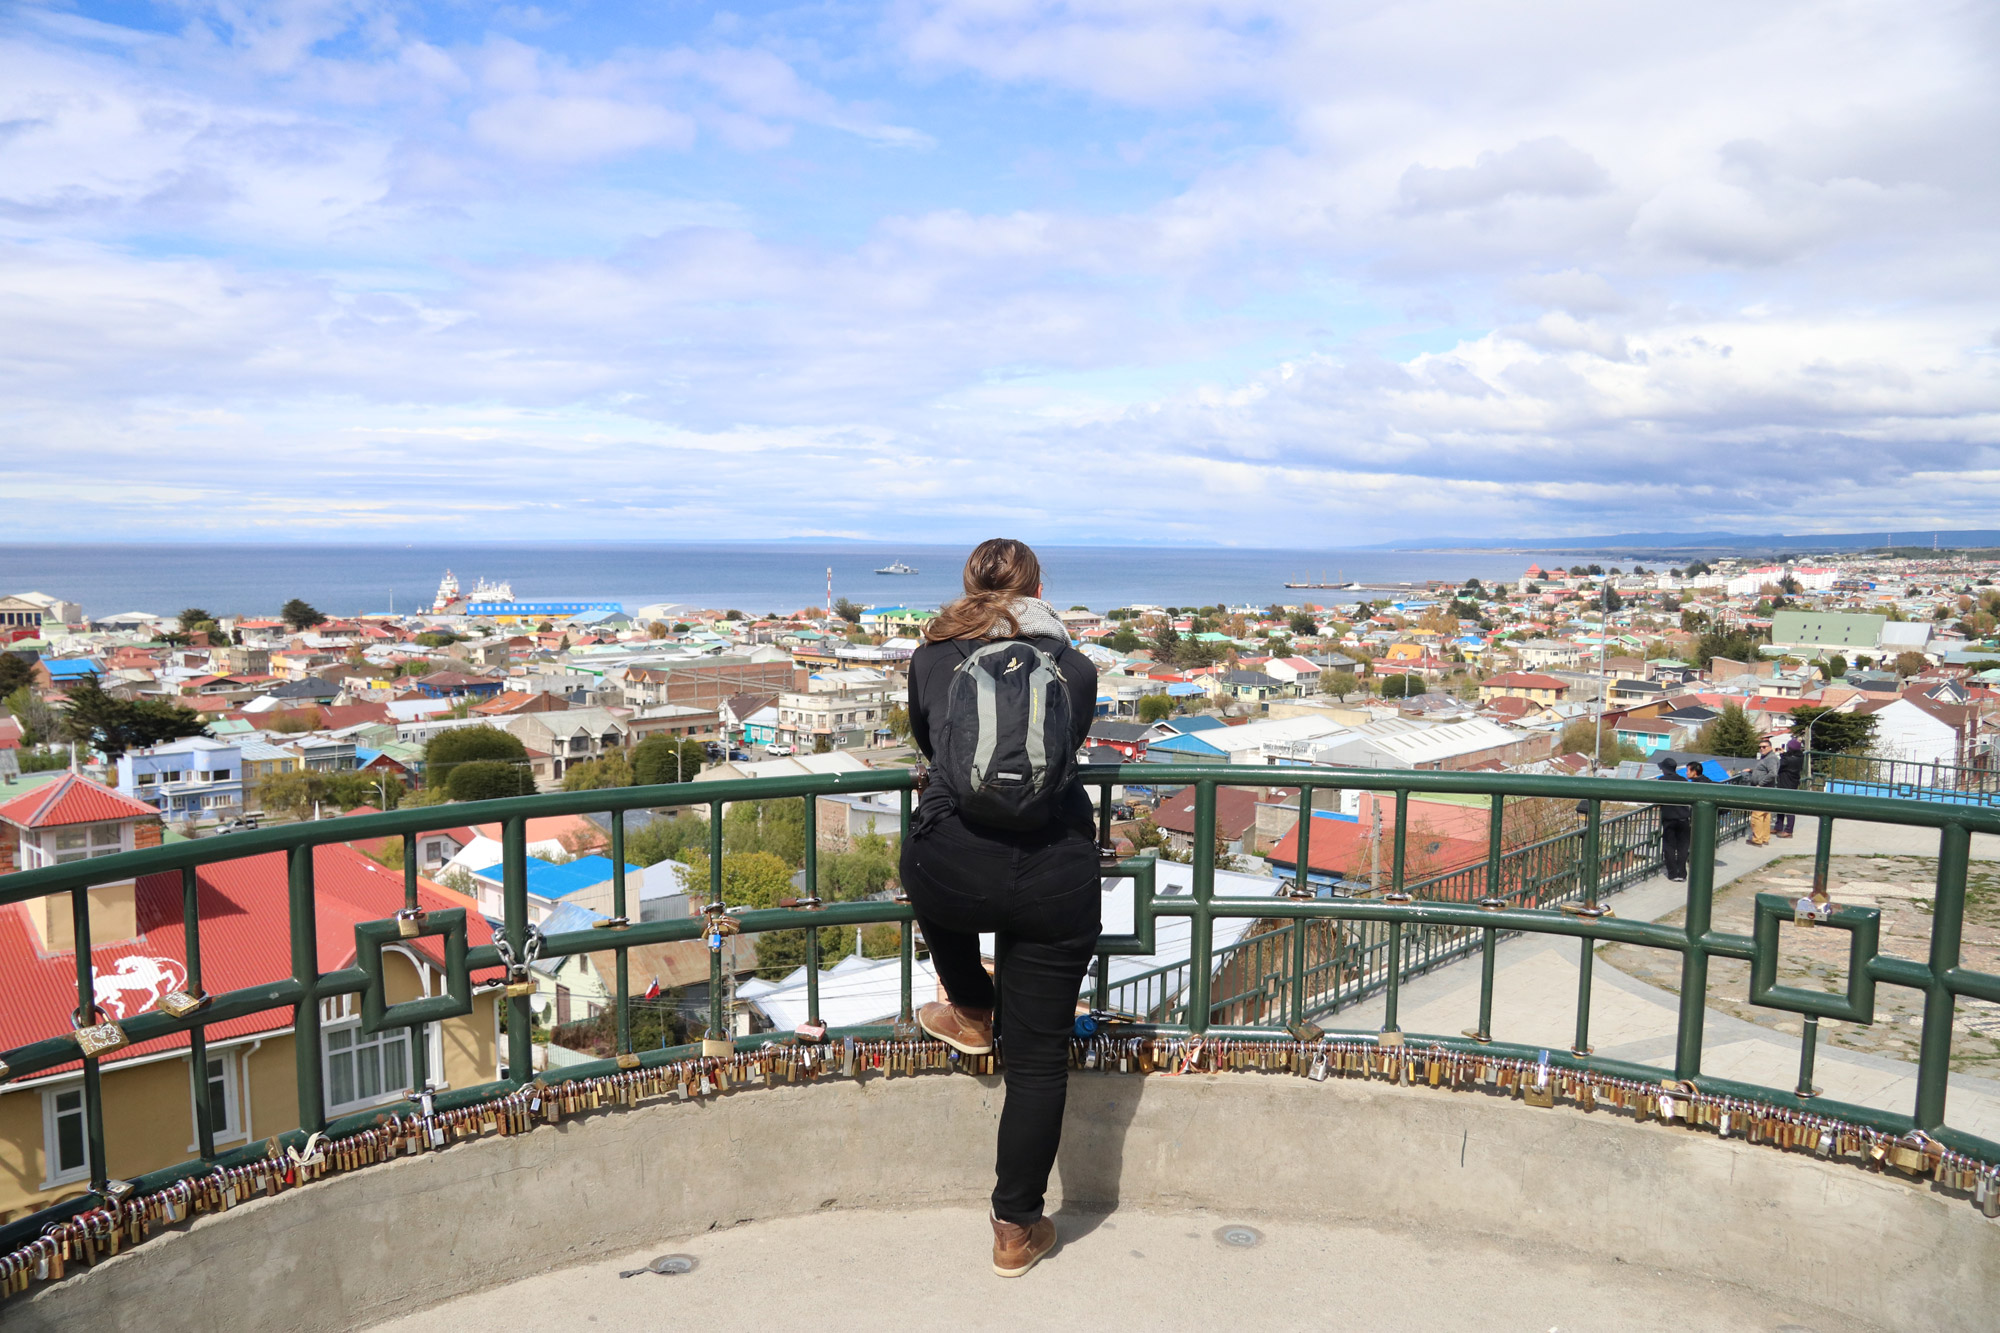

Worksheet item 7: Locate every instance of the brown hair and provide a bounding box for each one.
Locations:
[925,538,1043,642]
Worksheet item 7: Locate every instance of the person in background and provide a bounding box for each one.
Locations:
[899,538,1100,1279]
[1656,755,1693,882]
[1774,736,1807,838]
[1746,739,1779,846]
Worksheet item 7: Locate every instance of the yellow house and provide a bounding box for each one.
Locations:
[239,740,304,813]
[1477,671,1571,705]
[1382,642,1427,664]
[0,782,501,1225]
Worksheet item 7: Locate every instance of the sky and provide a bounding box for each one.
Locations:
[3,0,1998,545]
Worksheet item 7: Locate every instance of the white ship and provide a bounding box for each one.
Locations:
[431,571,515,613]
[875,560,919,575]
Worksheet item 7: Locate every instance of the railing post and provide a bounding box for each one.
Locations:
[182,866,215,1160]
[1673,800,1719,1081]
[803,796,821,1029]
[1187,780,1216,1034]
[612,811,630,1056]
[707,802,726,1045]
[70,886,109,1192]
[502,818,532,1086]
[289,845,325,1134]
[1294,786,1314,896]
[398,831,430,1094]
[1811,813,1835,904]
[1915,822,1969,1131]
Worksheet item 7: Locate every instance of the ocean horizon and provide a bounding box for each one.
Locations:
[0,542,1608,622]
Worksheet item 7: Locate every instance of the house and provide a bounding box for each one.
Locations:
[1613,717,1694,757]
[1607,678,1668,706]
[1085,721,1152,762]
[0,835,500,1221]
[1259,657,1324,694]
[1266,811,1488,895]
[500,708,631,785]
[1212,669,1286,705]
[463,855,645,926]
[0,772,163,874]
[1513,640,1589,670]
[1302,717,1554,772]
[411,670,504,700]
[1151,784,1270,855]
[117,737,245,822]
[1767,610,1887,656]
[777,673,889,751]
[1854,688,1985,768]
[813,792,906,850]
[1478,672,1570,704]
[625,704,720,745]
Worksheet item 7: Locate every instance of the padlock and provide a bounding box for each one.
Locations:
[75,1021,129,1058]
[1887,1136,1929,1174]
[616,1052,641,1071]
[505,966,534,999]
[702,1032,734,1059]
[794,1019,828,1043]
[395,908,426,939]
[157,990,211,1019]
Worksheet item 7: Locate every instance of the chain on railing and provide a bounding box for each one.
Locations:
[2,764,1998,1296]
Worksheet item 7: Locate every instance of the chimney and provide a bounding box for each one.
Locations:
[31,878,139,954]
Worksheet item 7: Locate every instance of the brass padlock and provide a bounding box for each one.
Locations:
[702,1034,734,1059]
[1887,1137,1929,1174]
[504,966,534,999]
[157,990,211,1019]
[75,1021,129,1058]
[396,908,426,939]
[616,1051,641,1071]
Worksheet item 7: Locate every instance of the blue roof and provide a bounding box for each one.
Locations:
[1164,682,1205,697]
[465,855,640,901]
[539,901,609,935]
[1165,715,1226,733]
[45,659,100,678]
[1149,732,1225,757]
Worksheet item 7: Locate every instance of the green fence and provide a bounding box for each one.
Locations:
[1808,751,2000,809]
[2,765,1998,1283]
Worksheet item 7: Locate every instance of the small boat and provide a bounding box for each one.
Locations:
[875,561,919,575]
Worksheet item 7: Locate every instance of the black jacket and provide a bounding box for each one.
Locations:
[907,634,1098,840]
[1656,772,1692,826]
[1776,748,1805,789]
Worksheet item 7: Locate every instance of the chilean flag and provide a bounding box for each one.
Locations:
[642,976,661,1001]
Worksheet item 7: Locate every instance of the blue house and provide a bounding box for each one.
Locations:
[118,737,245,820]
[465,854,645,925]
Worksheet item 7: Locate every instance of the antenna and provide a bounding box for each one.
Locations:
[826,567,833,621]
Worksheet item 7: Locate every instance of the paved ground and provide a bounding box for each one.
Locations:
[370,1204,1882,1333]
[1337,815,2000,1135]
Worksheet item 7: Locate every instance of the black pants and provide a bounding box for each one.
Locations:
[1662,822,1691,880]
[1773,780,1799,836]
[902,816,1100,1226]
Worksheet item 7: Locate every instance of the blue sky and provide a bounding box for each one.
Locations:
[3,0,1998,544]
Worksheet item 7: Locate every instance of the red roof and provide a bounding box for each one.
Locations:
[319,702,392,730]
[1482,672,1567,691]
[0,844,500,1073]
[1268,814,1488,881]
[0,773,158,830]
[1153,785,1270,840]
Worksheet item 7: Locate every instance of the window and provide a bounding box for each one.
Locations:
[91,825,121,848]
[42,1085,90,1187]
[324,1024,411,1114]
[191,1051,243,1142]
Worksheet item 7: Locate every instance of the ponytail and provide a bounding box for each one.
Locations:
[925,538,1042,642]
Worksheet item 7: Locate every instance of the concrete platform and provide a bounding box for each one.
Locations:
[371,1204,1884,1333]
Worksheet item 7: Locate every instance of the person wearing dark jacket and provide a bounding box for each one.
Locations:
[1774,737,1806,837]
[1746,739,1778,845]
[1656,756,1693,882]
[900,538,1099,1278]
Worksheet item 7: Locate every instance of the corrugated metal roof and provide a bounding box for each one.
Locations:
[0,843,500,1076]
[0,772,159,829]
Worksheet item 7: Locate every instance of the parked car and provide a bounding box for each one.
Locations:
[765,743,795,757]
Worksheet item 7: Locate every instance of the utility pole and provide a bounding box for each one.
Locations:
[1593,579,1609,773]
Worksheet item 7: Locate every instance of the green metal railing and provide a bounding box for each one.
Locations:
[1808,751,2000,808]
[2,765,1998,1268]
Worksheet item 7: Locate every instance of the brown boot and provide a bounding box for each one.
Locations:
[919,1001,993,1055]
[991,1213,1057,1277]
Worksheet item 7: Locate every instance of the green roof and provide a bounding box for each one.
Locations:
[1769,609,1884,650]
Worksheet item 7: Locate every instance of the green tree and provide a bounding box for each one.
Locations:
[1893,651,1930,678]
[1694,627,1766,669]
[885,704,912,742]
[280,598,326,632]
[1377,673,1425,698]
[425,725,528,790]
[623,812,706,871]
[1136,693,1176,723]
[1104,627,1143,654]
[447,760,535,802]
[1787,705,1877,754]
[1825,654,1848,680]
[260,769,402,817]
[177,607,216,634]
[821,830,900,899]
[59,676,208,760]
[722,799,807,864]
[631,735,705,786]
[1558,718,1639,766]
[684,848,793,908]
[1692,703,1762,758]
[1150,625,1180,656]
[1321,669,1359,701]
[833,597,864,624]
[562,751,633,791]
[0,653,33,698]
[1287,612,1317,637]
[4,684,58,745]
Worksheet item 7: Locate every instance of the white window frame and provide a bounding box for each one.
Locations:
[41,1083,91,1189]
[322,1015,414,1115]
[188,1048,247,1147]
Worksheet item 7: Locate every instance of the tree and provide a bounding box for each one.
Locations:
[0,653,33,698]
[280,599,326,632]
[4,684,58,745]
[1692,703,1762,758]
[1287,612,1317,637]
[1600,586,1623,613]
[1559,719,1638,767]
[1377,673,1425,698]
[1135,692,1176,723]
[562,751,633,791]
[1105,627,1143,654]
[623,812,707,871]
[723,799,806,865]
[1788,705,1877,754]
[260,769,402,817]
[178,607,216,634]
[885,704,912,742]
[59,676,208,760]
[1894,651,1930,678]
[1321,669,1360,701]
[447,760,535,802]
[425,725,528,790]
[1694,627,1765,669]
[1825,654,1848,680]
[833,597,864,624]
[631,735,705,786]
[1150,625,1181,656]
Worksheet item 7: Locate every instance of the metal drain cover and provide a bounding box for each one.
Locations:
[620,1254,699,1278]
[1214,1224,1263,1248]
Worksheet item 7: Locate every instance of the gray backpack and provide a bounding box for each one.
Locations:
[933,638,1076,831]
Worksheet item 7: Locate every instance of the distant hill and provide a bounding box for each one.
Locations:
[1368,530,2000,554]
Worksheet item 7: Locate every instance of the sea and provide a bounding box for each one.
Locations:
[0,543,1594,621]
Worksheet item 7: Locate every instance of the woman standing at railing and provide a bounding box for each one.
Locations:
[900,537,1100,1278]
